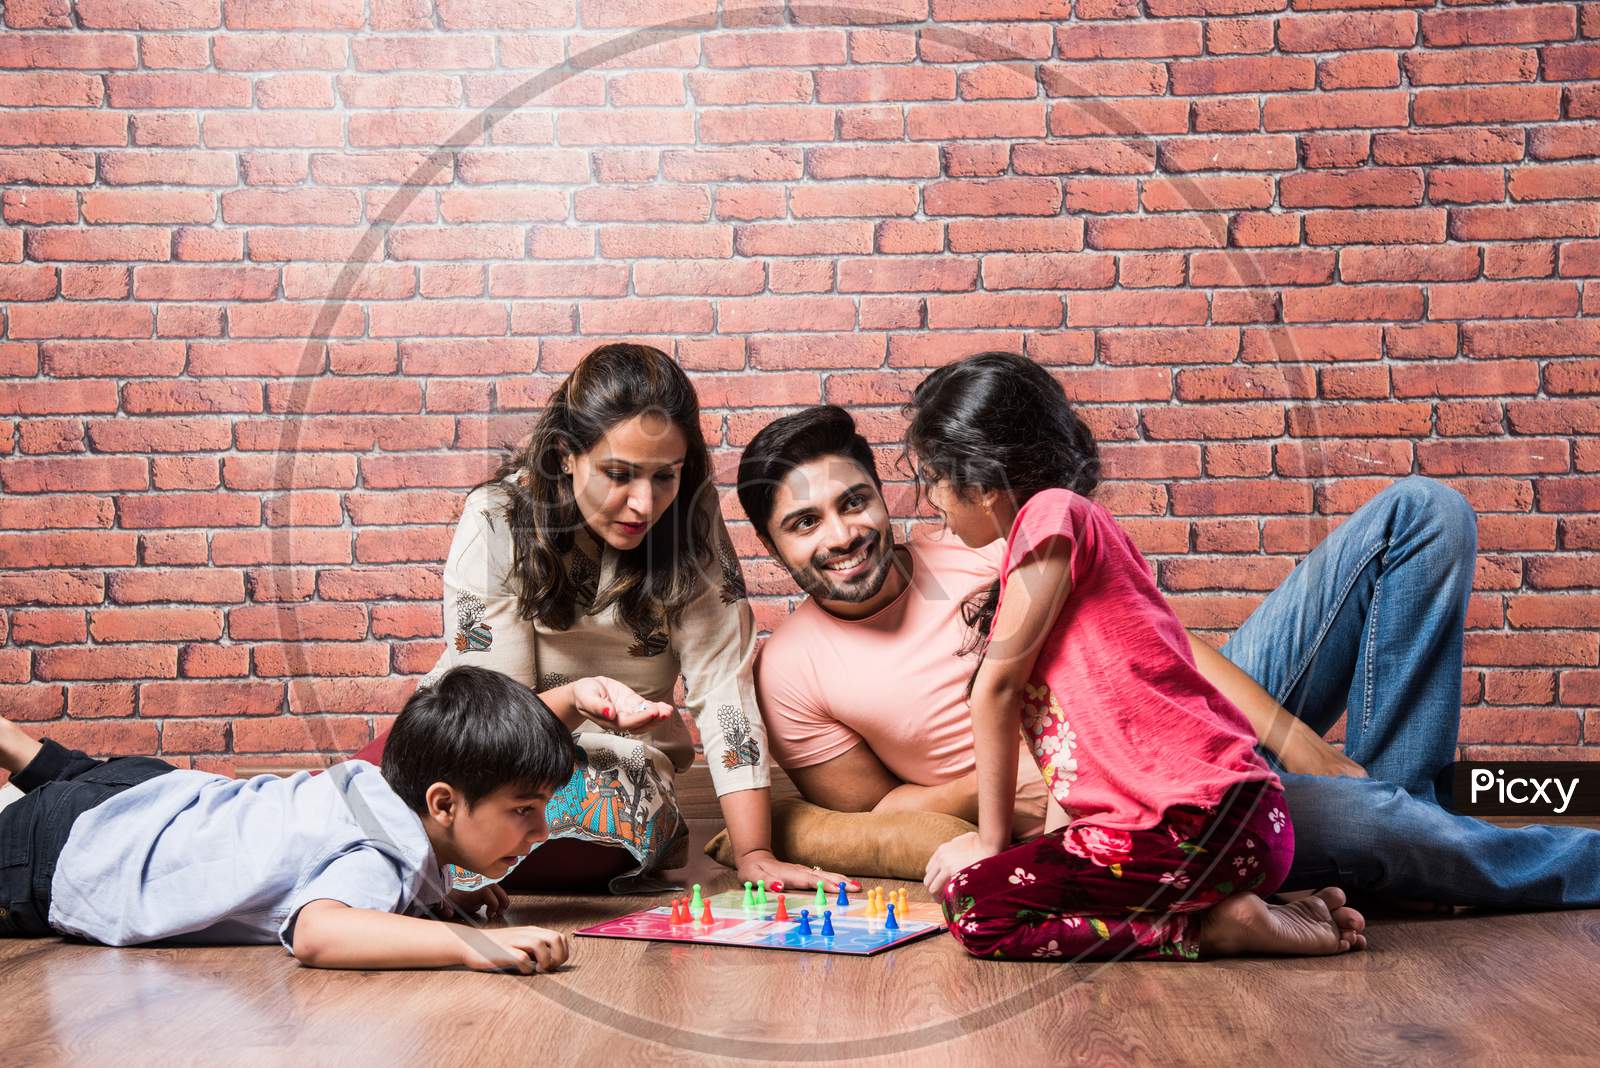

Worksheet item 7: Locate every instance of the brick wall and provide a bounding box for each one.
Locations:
[0,0,1596,776]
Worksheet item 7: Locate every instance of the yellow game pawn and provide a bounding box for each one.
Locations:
[897,888,909,916]
[867,888,879,918]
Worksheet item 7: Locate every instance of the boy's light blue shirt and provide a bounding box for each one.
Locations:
[48,760,449,951]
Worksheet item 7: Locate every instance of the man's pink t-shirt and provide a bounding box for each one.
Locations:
[1000,487,1277,832]
[757,530,1044,824]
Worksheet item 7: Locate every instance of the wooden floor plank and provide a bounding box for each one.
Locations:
[5,819,1600,1067]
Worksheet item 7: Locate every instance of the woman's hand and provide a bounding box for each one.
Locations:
[1277,726,1367,779]
[571,676,674,734]
[735,849,859,895]
[446,883,509,922]
[924,831,1001,897]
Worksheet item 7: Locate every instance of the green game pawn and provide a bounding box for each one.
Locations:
[815,883,827,911]
[690,883,703,915]
[755,880,767,907]
[742,880,755,909]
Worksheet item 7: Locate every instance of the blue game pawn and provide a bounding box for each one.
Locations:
[821,909,835,937]
[835,883,849,908]
[885,903,899,931]
[798,909,813,936]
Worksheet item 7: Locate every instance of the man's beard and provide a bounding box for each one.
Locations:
[799,530,895,604]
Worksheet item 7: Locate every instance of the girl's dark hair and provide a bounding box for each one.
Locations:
[490,342,717,637]
[903,351,1101,693]
[382,665,577,811]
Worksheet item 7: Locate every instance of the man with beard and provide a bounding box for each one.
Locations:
[736,404,1600,908]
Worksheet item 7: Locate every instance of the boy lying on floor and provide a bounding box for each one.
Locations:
[0,665,578,973]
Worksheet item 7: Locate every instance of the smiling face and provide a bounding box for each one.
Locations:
[428,781,556,880]
[566,410,687,552]
[764,455,899,610]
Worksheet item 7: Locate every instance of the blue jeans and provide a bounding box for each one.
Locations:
[1220,476,1600,908]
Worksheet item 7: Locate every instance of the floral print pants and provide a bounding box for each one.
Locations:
[943,780,1293,961]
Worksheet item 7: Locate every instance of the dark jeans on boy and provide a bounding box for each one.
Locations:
[0,740,176,937]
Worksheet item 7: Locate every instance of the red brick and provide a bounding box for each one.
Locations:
[1190,249,1336,286]
[1170,480,1312,516]
[11,609,87,646]
[1048,99,1189,138]
[1287,401,1431,437]
[1464,632,1596,667]
[1415,86,1561,127]
[1145,404,1286,442]
[907,102,1045,140]
[1454,204,1600,240]
[1158,136,1297,172]
[0,685,66,722]
[1318,52,1401,91]
[211,529,350,566]
[89,607,223,643]
[1421,6,1578,47]
[36,645,177,680]
[1403,47,1539,86]
[1420,439,1570,477]
[1394,361,1538,398]
[1193,98,1261,133]
[1373,127,1526,166]
[792,183,919,218]
[1170,56,1314,94]
[252,643,389,678]
[1177,365,1315,402]
[371,604,443,639]
[1279,10,1417,51]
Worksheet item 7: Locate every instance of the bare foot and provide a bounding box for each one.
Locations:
[1199,887,1367,957]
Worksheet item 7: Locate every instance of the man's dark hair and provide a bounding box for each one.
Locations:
[381,665,576,812]
[737,405,882,540]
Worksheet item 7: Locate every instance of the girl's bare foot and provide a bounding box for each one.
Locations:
[1198,887,1367,957]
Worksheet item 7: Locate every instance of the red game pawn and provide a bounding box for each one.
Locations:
[700,899,714,925]
[669,898,685,924]
[774,896,789,922]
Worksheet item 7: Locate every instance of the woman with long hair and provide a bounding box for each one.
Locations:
[354,343,849,894]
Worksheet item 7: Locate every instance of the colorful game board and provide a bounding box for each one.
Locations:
[575,884,947,957]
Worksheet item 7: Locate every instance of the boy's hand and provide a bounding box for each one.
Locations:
[446,883,509,922]
[461,925,572,974]
[572,676,674,734]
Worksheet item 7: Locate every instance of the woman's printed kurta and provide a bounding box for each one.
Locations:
[429,483,769,891]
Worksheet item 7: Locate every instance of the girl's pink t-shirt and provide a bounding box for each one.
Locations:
[998,487,1277,832]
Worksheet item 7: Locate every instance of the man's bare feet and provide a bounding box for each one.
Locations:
[1198,887,1368,957]
[0,715,43,775]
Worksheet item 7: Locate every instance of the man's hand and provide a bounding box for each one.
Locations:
[1278,727,1367,779]
[571,676,673,733]
[735,848,860,895]
[460,925,572,974]
[446,883,509,922]
[924,831,1002,897]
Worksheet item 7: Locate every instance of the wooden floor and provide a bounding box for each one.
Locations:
[6,820,1600,1068]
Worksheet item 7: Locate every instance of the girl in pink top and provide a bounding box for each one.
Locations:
[912,352,1367,962]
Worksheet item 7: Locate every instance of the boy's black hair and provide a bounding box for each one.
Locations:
[736,405,883,541]
[381,666,576,812]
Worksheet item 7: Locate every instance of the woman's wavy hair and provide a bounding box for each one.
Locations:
[490,342,716,636]
[903,351,1101,692]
